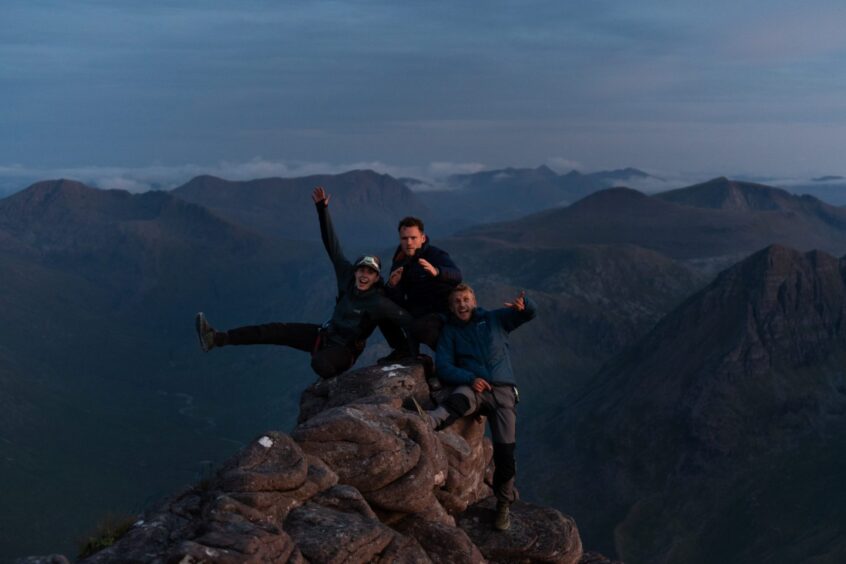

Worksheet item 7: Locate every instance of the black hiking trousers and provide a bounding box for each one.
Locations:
[224,322,357,379]
[379,313,444,353]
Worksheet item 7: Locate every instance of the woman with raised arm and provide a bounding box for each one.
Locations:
[195,186,413,378]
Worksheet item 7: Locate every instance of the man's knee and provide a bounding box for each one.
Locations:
[431,388,474,431]
[443,390,472,417]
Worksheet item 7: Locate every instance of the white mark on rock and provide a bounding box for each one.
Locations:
[434,471,445,486]
[381,364,406,371]
[134,519,145,527]
[258,436,274,448]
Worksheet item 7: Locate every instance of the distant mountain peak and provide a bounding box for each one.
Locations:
[17,178,97,197]
[595,167,650,179]
[570,186,648,208]
[655,176,808,212]
[534,164,557,176]
[2,179,108,215]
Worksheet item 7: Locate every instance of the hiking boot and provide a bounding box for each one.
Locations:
[493,501,511,531]
[195,312,216,352]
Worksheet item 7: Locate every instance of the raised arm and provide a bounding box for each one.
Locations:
[313,187,352,282]
[495,290,537,332]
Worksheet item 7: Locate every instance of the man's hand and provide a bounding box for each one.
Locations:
[418,258,439,277]
[387,267,404,287]
[312,186,330,205]
[472,378,492,393]
[504,290,526,311]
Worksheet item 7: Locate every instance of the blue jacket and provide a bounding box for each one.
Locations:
[435,297,537,386]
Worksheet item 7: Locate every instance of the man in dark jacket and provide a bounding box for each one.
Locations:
[379,216,462,361]
[195,187,413,379]
[420,283,536,531]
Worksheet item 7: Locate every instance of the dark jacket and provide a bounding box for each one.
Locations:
[316,202,413,349]
[435,297,537,386]
[385,240,462,317]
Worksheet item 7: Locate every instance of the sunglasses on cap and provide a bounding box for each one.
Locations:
[354,255,381,274]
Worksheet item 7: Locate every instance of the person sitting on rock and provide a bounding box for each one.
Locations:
[377,216,462,364]
[417,283,536,531]
[195,186,414,379]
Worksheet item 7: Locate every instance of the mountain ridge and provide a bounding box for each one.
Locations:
[530,244,846,563]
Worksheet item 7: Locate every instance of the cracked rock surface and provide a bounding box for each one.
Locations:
[64,361,596,563]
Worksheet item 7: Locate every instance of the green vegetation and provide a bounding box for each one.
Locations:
[77,513,137,559]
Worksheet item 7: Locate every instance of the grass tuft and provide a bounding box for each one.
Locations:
[77,512,137,559]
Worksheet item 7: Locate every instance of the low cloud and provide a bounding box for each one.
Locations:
[427,161,487,176]
[545,157,582,173]
[0,158,495,196]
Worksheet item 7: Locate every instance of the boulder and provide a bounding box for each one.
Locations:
[457,497,583,564]
[66,363,595,564]
[298,361,431,422]
[284,489,430,563]
[395,514,487,564]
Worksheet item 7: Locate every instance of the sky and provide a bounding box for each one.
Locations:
[3,0,846,193]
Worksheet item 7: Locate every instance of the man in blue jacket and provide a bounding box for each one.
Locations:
[421,283,536,531]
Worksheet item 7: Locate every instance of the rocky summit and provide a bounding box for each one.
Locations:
[30,362,601,564]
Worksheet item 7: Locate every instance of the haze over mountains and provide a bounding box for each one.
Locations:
[3,169,846,562]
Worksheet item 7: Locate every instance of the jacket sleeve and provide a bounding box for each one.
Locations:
[494,294,537,333]
[316,201,352,287]
[435,326,477,385]
[432,249,462,284]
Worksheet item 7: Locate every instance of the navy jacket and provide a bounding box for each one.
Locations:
[435,297,537,386]
[316,202,413,348]
[385,240,462,317]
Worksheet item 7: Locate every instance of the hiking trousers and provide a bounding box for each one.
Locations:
[223,322,356,379]
[436,384,518,503]
[379,313,444,353]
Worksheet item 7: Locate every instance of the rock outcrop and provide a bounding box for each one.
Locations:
[64,361,588,563]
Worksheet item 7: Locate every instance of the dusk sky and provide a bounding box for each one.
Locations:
[3,0,846,192]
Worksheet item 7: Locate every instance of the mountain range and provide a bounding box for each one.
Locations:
[462,177,846,270]
[413,165,665,227]
[527,244,846,563]
[4,170,846,562]
[172,170,429,249]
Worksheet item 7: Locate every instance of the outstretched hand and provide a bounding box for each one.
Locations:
[312,186,330,205]
[504,290,526,311]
